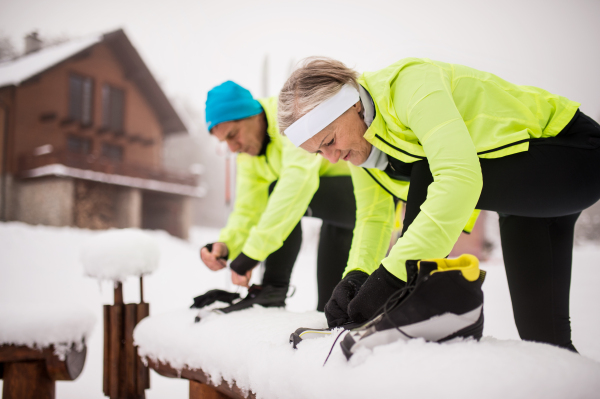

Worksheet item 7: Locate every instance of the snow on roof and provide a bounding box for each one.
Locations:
[23,163,206,198]
[0,35,102,88]
[135,307,600,399]
[81,228,160,281]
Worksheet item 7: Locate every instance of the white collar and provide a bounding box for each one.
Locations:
[357,86,387,170]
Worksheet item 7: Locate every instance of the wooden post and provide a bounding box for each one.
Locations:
[2,361,54,399]
[114,282,124,305]
[139,276,144,303]
[102,278,149,398]
[0,344,86,399]
[103,305,110,396]
[136,275,150,393]
[124,304,138,396]
[109,304,123,398]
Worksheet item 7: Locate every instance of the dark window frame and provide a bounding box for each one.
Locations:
[68,73,94,126]
[66,134,93,155]
[101,83,125,133]
[101,142,124,163]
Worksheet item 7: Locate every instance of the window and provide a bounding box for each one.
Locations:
[102,84,124,131]
[102,143,123,162]
[67,135,92,154]
[69,74,93,125]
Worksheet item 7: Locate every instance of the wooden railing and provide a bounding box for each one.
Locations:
[0,343,87,399]
[17,150,198,186]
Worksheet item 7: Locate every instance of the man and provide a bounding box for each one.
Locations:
[200,81,356,312]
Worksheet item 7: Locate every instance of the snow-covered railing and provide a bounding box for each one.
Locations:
[81,228,159,399]
[134,307,600,399]
[0,306,94,399]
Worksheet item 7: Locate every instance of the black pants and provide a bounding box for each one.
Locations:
[402,111,600,351]
[262,176,356,311]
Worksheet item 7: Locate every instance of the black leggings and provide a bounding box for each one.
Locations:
[402,111,600,351]
[262,176,356,311]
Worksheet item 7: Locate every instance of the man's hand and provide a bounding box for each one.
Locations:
[231,269,253,287]
[200,242,228,271]
[229,252,260,287]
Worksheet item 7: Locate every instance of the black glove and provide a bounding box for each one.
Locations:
[347,264,406,324]
[324,270,369,328]
[230,252,260,275]
[191,289,240,309]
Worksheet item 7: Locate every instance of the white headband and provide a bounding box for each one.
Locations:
[285,84,360,147]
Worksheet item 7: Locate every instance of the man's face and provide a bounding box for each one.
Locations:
[211,113,266,156]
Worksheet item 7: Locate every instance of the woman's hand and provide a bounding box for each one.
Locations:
[324,270,369,328]
[347,265,406,323]
[200,242,228,271]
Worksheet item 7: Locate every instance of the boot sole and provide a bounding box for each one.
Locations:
[341,305,483,359]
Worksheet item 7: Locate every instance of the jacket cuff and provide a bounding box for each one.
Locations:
[230,252,259,275]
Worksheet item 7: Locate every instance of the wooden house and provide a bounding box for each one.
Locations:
[0,30,203,239]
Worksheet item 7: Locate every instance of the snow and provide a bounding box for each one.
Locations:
[134,308,600,399]
[1,217,599,398]
[0,35,101,88]
[0,306,95,358]
[24,164,207,197]
[81,228,160,281]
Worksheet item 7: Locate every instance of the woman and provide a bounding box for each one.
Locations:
[278,57,600,353]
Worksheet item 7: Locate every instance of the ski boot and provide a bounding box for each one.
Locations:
[340,254,485,359]
[216,284,288,314]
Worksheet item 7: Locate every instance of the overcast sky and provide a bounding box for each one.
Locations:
[1,0,599,125]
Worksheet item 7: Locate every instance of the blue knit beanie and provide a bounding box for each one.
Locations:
[205,81,263,132]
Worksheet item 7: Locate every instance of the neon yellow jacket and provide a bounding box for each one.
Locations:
[218,96,350,261]
[346,58,580,281]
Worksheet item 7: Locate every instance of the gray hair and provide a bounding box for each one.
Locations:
[278,57,359,134]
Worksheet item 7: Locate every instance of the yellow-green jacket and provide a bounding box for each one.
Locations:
[347,58,580,281]
[218,96,350,261]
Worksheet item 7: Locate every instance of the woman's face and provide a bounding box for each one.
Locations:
[299,101,372,166]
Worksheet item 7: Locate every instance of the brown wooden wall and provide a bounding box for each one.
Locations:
[8,42,163,175]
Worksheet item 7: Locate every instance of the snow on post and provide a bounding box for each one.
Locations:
[81,228,160,282]
[0,306,96,357]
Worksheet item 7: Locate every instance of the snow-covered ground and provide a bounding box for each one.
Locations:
[1,217,600,398]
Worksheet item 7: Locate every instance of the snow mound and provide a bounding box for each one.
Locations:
[134,308,600,399]
[0,305,96,355]
[81,228,160,281]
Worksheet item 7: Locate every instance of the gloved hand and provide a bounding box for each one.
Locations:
[190,289,240,309]
[324,270,369,328]
[347,264,406,324]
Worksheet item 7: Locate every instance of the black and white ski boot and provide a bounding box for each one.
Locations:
[216,284,288,314]
[340,254,485,360]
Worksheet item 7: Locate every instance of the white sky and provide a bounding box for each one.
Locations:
[1,0,599,123]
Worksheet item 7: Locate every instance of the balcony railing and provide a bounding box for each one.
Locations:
[18,150,198,187]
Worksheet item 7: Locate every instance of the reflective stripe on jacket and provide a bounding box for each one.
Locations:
[345,58,579,280]
[218,96,350,261]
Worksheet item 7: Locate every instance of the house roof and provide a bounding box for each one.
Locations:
[0,29,187,134]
